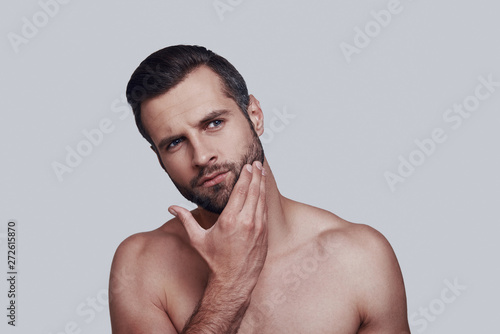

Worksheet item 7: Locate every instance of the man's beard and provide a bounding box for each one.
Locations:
[171,129,264,214]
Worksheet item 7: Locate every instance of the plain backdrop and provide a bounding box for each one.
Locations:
[1,0,499,333]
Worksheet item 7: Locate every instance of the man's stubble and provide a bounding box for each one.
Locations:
[170,127,264,214]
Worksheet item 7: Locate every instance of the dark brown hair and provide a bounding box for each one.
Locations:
[126,45,250,146]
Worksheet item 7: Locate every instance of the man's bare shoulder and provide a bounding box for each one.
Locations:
[290,201,409,332]
[110,216,195,278]
[109,215,208,332]
[110,213,207,301]
[286,200,409,330]
[288,200,403,287]
[287,199,391,251]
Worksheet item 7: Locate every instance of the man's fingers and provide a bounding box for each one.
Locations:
[169,205,204,244]
[223,163,254,214]
[254,164,267,230]
[240,161,264,219]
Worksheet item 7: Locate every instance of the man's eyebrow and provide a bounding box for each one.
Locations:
[157,109,232,150]
[157,134,180,150]
[198,109,231,125]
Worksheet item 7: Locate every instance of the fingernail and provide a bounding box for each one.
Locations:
[168,207,178,217]
[261,167,266,176]
[246,164,253,173]
[255,161,262,170]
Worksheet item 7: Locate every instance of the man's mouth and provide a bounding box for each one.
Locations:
[198,171,229,187]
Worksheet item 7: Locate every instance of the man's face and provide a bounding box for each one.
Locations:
[141,66,264,214]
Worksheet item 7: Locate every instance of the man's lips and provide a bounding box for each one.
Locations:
[198,171,229,187]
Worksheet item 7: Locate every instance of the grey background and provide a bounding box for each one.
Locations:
[1,0,499,333]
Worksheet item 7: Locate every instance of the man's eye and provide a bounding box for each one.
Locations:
[168,138,183,149]
[207,120,223,128]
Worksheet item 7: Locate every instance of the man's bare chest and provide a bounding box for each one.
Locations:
[237,254,360,334]
[165,241,361,333]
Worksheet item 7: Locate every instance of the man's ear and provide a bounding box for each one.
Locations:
[247,94,264,136]
[150,145,167,172]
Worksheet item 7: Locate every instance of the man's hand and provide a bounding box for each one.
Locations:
[109,161,267,334]
[169,160,268,293]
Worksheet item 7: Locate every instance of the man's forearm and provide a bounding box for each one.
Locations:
[181,279,253,334]
[175,161,267,334]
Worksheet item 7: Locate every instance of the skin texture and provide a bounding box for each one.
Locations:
[109,66,411,333]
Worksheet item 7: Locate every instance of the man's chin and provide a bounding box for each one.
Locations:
[192,188,231,215]
[199,204,224,215]
[193,197,226,214]
[193,173,238,213]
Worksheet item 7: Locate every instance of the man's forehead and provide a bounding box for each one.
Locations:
[143,67,223,112]
[141,66,239,137]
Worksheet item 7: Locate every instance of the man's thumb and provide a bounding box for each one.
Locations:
[168,205,203,243]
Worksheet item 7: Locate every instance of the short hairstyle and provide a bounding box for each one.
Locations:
[126,45,250,147]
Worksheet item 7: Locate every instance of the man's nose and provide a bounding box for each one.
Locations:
[191,137,217,168]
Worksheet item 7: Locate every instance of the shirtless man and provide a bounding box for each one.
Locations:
[109,45,410,334]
